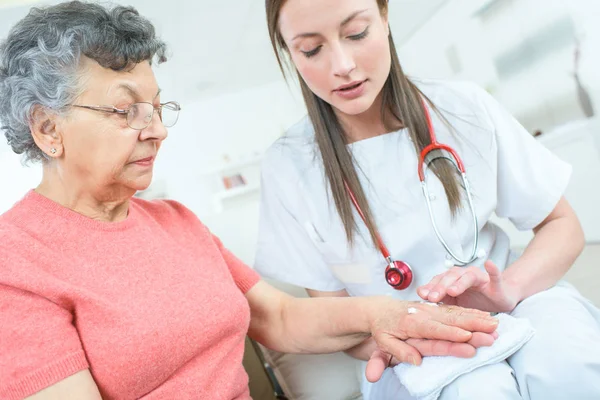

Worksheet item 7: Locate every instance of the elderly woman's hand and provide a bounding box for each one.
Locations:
[364,329,498,383]
[366,298,498,370]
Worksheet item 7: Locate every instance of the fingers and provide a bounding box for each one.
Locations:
[412,318,475,342]
[406,332,495,351]
[447,271,481,297]
[404,330,496,358]
[425,270,462,301]
[365,349,391,383]
[367,332,498,382]
[406,338,476,358]
[370,333,498,380]
[484,260,502,282]
[375,334,423,367]
[417,273,444,300]
[468,331,496,348]
[433,304,499,334]
[418,267,486,302]
[417,267,463,302]
[418,264,500,302]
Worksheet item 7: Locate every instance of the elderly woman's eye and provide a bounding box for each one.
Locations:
[128,105,138,116]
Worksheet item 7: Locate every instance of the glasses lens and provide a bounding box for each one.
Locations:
[160,102,180,127]
[128,103,154,130]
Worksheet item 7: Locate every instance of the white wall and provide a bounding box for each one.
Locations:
[490,118,600,246]
[148,79,307,218]
[0,152,41,212]
[398,0,600,133]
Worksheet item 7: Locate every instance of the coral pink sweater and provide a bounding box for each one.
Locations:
[0,191,260,400]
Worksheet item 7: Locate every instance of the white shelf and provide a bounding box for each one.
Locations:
[214,183,260,202]
[200,155,263,176]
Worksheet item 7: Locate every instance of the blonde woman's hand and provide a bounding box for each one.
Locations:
[417,261,521,313]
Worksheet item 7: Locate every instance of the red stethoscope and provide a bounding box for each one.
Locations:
[345,99,480,290]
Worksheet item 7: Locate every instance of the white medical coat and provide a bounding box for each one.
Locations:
[254,79,572,300]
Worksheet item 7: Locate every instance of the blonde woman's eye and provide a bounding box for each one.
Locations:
[348,27,370,41]
[301,45,322,58]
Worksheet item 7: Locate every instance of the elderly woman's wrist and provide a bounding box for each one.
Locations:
[363,296,406,333]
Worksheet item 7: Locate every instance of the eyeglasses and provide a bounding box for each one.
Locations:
[71,101,181,130]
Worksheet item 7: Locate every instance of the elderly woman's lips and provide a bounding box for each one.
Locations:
[132,156,154,166]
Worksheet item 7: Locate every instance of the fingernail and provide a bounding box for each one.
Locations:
[421,289,430,296]
[449,286,458,292]
[408,356,418,366]
[430,292,439,300]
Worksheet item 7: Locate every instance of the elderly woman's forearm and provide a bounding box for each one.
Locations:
[246,281,372,353]
[277,296,375,353]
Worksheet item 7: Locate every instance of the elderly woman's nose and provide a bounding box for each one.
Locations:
[140,113,168,141]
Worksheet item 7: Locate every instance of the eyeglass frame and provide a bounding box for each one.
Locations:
[70,101,181,130]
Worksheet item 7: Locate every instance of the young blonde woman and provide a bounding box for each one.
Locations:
[255,0,600,399]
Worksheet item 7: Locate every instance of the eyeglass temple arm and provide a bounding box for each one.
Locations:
[72,105,126,114]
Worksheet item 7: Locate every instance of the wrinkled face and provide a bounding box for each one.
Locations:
[57,58,168,194]
[279,0,391,116]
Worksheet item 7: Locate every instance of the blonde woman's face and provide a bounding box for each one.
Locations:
[279,0,391,116]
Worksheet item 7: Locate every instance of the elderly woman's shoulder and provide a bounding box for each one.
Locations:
[0,204,24,235]
[0,209,32,263]
[131,197,204,227]
[132,196,190,214]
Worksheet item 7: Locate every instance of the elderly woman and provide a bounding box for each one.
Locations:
[0,2,499,399]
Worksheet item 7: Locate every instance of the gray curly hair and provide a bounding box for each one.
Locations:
[0,1,168,163]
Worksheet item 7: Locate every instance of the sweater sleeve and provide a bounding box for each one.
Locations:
[158,199,261,294]
[210,234,261,294]
[0,284,89,400]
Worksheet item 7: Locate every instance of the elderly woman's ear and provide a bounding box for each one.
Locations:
[29,105,63,159]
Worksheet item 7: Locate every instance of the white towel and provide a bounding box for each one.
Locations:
[393,313,535,400]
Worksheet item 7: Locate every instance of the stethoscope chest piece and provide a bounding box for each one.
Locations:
[385,260,413,290]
